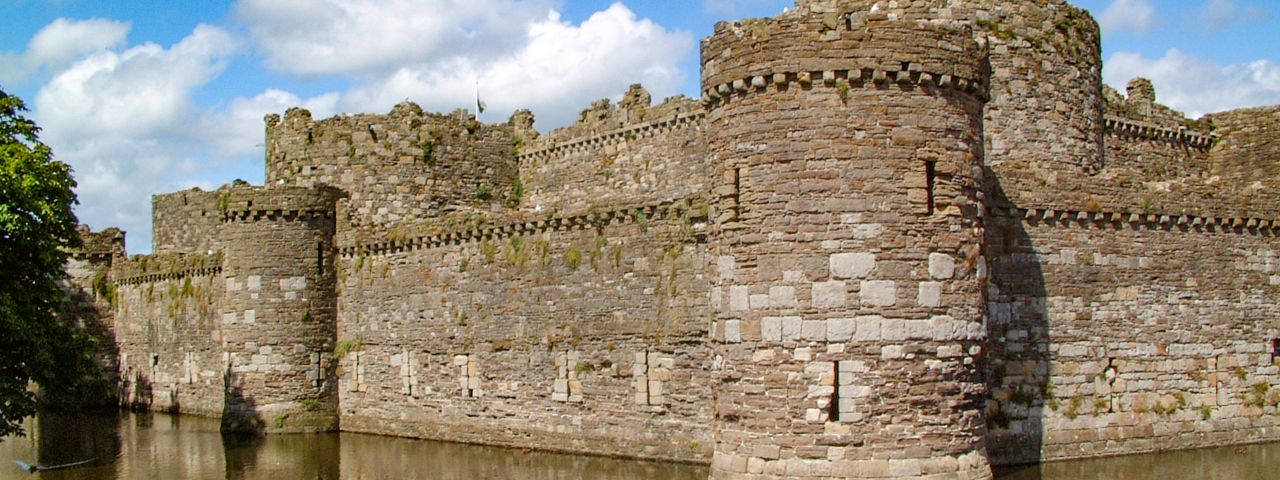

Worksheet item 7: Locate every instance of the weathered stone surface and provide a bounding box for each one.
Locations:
[58,1,1280,478]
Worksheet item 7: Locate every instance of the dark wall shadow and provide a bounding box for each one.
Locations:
[983,168,1050,475]
[221,365,265,434]
[32,408,122,473]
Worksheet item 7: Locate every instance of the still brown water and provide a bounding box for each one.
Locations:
[1,411,1278,479]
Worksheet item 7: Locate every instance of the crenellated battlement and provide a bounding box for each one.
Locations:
[70,1,1280,477]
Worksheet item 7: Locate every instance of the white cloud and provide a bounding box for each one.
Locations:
[1104,49,1280,118]
[328,5,693,127]
[1198,0,1270,34]
[235,0,555,77]
[237,1,694,129]
[0,18,130,86]
[32,24,245,252]
[1099,0,1158,35]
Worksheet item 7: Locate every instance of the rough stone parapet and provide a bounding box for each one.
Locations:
[65,225,126,260]
[990,206,1280,236]
[1103,115,1215,150]
[338,195,709,257]
[114,252,224,285]
[153,188,221,254]
[518,110,704,163]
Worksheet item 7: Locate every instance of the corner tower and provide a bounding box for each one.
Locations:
[217,185,343,433]
[703,5,991,479]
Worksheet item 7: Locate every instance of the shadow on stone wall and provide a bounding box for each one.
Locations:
[221,366,265,434]
[984,168,1051,472]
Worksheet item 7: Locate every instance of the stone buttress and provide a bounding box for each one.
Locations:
[703,6,991,479]
[218,185,343,432]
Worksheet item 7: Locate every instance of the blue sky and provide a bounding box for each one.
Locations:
[1,0,1277,253]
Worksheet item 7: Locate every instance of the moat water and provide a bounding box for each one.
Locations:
[1,410,1277,479]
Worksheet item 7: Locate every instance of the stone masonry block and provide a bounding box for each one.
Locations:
[729,286,750,311]
[725,319,742,343]
[781,316,803,341]
[718,255,736,281]
[762,317,783,342]
[802,320,826,341]
[918,281,942,307]
[830,252,876,279]
[769,286,796,308]
[812,281,846,309]
[929,253,956,279]
[854,316,882,341]
[859,280,896,307]
[827,318,854,341]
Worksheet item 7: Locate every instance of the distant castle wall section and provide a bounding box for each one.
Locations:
[518,90,710,214]
[984,208,1280,464]
[113,253,225,417]
[265,104,519,231]
[153,188,222,254]
[333,200,714,463]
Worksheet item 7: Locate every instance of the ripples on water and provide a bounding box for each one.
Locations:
[2,411,1279,479]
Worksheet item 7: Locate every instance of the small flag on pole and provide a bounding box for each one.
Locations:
[476,82,486,115]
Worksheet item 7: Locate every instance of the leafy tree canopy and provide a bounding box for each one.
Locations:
[0,87,104,437]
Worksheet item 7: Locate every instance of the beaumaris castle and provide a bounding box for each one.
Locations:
[60,0,1280,478]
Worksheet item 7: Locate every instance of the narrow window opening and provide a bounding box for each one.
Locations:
[732,167,742,220]
[317,242,325,276]
[829,362,841,422]
[924,160,937,215]
[1271,339,1280,364]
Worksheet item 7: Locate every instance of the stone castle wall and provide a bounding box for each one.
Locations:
[152,188,222,254]
[334,200,714,462]
[74,0,1280,478]
[112,253,224,417]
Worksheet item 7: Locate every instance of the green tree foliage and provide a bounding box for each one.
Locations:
[0,88,104,437]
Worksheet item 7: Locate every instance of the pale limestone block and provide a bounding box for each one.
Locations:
[552,392,569,402]
[753,444,781,460]
[243,309,256,324]
[781,316,803,341]
[929,252,956,279]
[710,286,723,309]
[805,408,822,422]
[794,347,812,361]
[812,281,847,309]
[717,255,736,281]
[247,275,261,291]
[830,252,875,279]
[827,318,855,341]
[280,276,306,291]
[783,270,807,282]
[854,316,882,341]
[839,385,871,398]
[769,286,797,308]
[749,294,771,310]
[553,379,569,393]
[748,457,765,475]
[881,319,907,341]
[223,312,237,324]
[859,280,896,307]
[725,320,742,343]
[839,360,869,374]
[453,355,469,366]
[850,224,885,239]
[226,277,240,291]
[802,320,826,341]
[905,319,933,339]
[761,317,783,342]
[890,459,923,477]
[729,286,750,311]
[918,281,942,307]
[881,345,904,359]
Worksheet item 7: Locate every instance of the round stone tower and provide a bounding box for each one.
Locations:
[218,185,342,433]
[703,6,991,480]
